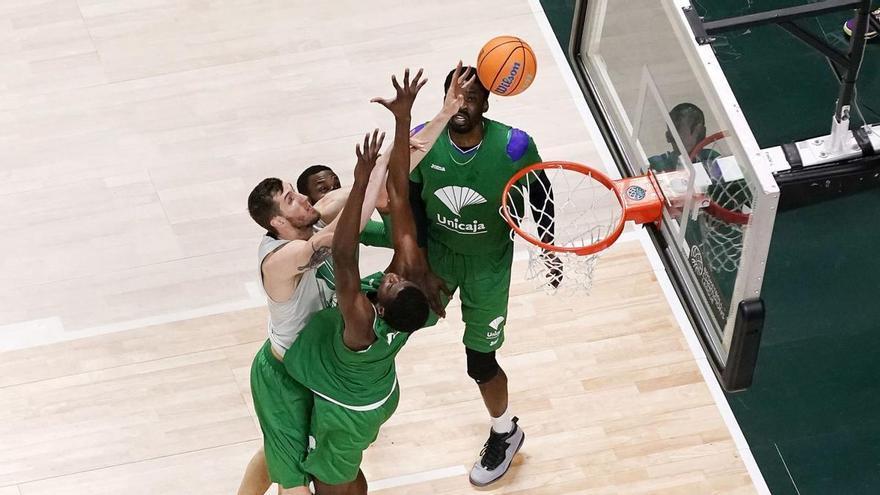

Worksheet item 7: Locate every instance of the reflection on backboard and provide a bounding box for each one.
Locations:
[573,0,780,387]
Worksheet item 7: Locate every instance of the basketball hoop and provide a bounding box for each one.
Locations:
[500,161,672,293]
[688,132,753,274]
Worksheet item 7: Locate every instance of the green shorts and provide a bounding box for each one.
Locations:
[428,240,513,353]
[303,386,400,484]
[250,340,313,489]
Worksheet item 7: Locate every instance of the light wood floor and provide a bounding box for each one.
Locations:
[0,0,756,493]
[0,246,755,494]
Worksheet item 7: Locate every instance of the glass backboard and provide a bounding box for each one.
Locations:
[574,0,780,372]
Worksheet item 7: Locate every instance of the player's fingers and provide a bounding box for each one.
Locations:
[370,128,379,154]
[355,143,362,160]
[416,77,428,92]
[458,66,473,85]
[391,74,401,92]
[363,132,370,155]
[462,73,476,89]
[370,97,390,108]
[412,68,424,89]
[376,131,386,152]
[403,68,410,89]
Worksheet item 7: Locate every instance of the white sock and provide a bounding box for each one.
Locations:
[491,408,514,434]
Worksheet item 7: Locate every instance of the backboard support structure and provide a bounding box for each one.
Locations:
[567,0,781,391]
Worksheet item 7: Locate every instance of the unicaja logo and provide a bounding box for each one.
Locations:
[434,186,486,216]
[434,186,488,235]
[496,62,521,94]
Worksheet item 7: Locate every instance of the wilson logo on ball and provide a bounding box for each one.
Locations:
[477,35,537,97]
[496,62,521,94]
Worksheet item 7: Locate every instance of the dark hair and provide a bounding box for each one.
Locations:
[382,286,430,333]
[670,103,705,133]
[444,65,489,99]
[296,164,334,195]
[248,178,283,235]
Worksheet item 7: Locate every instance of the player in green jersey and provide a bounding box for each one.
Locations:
[408,65,560,486]
[295,68,475,251]
[283,68,441,494]
[237,67,473,495]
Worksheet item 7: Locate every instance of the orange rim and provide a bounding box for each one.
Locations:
[689,131,750,226]
[501,161,627,256]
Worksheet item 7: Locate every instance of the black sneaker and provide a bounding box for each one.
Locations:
[468,417,525,486]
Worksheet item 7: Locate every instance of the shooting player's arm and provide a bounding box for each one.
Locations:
[334,131,385,351]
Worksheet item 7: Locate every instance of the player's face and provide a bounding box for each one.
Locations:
[305,170,341,204]
[448,85,488,134]
[273,181,320,230]
[376,272,413,306]
[667,122,706,156]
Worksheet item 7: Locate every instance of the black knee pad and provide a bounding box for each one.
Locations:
[466,348,499,384]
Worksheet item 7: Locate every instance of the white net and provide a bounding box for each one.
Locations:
[693,140,753,275]
[501,164,624,294]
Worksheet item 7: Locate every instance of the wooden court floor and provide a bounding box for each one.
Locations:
[0,0,757,493]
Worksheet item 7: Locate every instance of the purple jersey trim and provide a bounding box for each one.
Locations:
[410,122,427,136]
[507,128,530,161]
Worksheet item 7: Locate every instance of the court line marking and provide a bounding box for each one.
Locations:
[3,234,640,352]
[525,1,771,493]
[370,465,467,492]
[774,443,802,495]
[0,295,265,352]
[0,6,768,492]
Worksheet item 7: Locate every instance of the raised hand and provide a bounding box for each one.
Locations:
[371,68,427,118]
[419,269,451,318]
[354,129,386,183]
[443,60,476,112]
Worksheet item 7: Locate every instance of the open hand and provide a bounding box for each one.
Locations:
[371,68,427,118]
[417,269,451,318]
[443,61,476,112]
[354,129,385,183]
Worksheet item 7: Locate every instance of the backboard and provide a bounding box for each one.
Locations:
[570,0,781,389]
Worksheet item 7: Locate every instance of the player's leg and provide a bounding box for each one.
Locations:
[312,471,366,495]
[247,341,313,493]
[458,247,524,486]
[237,448,271,495]
[306,390,399,495]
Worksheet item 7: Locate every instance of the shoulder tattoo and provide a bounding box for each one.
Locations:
[299,245,332,271]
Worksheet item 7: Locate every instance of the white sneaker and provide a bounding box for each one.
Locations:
[468,417,525,487]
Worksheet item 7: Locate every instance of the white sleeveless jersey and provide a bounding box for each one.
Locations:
[257,235,335,356]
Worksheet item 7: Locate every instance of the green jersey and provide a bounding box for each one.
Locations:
[411,118,541,256]
[283,274,408,409]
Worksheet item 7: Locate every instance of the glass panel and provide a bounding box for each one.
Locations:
[578,0,777,359]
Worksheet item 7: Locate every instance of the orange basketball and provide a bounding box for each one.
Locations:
[477,36,537,97]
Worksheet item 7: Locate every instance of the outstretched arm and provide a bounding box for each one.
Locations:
[334,130,387,351]
[373,69,450,315]
[315,158,389,234]
[372,69,426,251]
[408,62,475,171]
[371,63,475,213]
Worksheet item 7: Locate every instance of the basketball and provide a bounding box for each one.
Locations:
[477,35,537,97]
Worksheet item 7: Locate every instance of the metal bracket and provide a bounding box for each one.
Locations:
[683,0,874,150]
